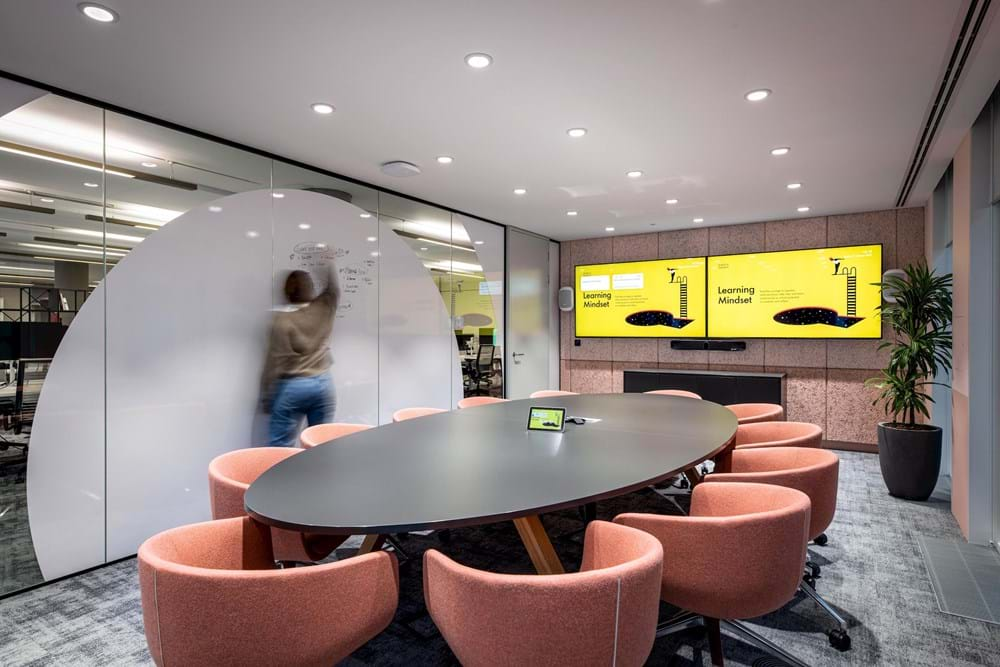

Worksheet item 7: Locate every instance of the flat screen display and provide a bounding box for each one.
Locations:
[527,407,566,432]
[706,244,882,339]
[574,257,707,337]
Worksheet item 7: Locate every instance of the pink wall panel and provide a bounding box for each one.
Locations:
[708,222,765,255]
[658,228,709,258]
[827,209,898,268]
[764,217,828,251]
[825,369,883,444]
[569,360,614,394]
[895,207,926,270]
[765,339,827,368]
[613,234,658,261]
[559,206,924,446]
[768,366,828,435]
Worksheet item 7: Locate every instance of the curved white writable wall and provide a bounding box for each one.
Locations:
[29,189,462,578]
[378,225,463,423]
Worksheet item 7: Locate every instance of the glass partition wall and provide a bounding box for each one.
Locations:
[0,80,505,595]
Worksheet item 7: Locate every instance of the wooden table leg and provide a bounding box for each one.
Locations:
[513,515,565,575]
[358,534,386,555]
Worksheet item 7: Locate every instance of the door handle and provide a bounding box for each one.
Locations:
[512,352,525,364]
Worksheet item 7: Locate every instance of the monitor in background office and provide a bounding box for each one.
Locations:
[478,328,495,345]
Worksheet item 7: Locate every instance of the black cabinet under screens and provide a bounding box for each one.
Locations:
[623,369,785,407]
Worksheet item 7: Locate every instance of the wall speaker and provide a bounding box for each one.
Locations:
[558,286,574,311]
[881,268,906,304]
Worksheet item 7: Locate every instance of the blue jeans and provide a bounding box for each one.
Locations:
[269,373,336,446]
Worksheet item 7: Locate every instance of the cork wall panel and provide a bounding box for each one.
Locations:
[658,227,710,259]
[764,217,828,251]
[896,207,926,270]
[764,339,827,368]
[708,222,765,256]
[827,209,897,268]
[613,234,658,262]
[569,360,614,394]
[766,366,828,434]
[826,369,883,444]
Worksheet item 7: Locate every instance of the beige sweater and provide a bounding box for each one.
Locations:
[261,266,340,398]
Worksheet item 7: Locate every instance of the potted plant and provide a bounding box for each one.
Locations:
[867,263,952,500]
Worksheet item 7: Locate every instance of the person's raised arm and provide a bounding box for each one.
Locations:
[316,259,341,312]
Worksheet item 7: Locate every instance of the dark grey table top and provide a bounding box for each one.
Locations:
[245,393,737,534]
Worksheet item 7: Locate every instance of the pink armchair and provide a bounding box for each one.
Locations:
[424,520,663,666]
[615,482,811,666]
[139,516,398,667]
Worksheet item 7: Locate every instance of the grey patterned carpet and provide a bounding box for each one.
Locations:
[1,451,999,666]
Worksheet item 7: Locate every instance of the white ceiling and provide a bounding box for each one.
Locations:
[1,0,998,240]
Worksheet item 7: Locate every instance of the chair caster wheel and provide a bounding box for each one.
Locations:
[813,533,829,547]
[678,477,690,490]
[828,629,851,651]
[806,562,821,578]
[803,574,817,588]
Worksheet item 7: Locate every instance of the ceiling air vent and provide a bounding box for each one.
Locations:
[380,161,421,177]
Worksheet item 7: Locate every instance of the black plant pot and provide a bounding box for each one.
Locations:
[877,422,942,501]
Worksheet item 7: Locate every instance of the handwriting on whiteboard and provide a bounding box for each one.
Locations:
[290,241,376,319]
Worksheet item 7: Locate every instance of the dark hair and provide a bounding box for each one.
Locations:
[283,270,313,304]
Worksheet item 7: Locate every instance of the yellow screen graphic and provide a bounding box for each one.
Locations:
[707,245,882,339]
[575,258,706,337]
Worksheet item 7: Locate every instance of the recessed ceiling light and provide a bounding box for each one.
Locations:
[370,251,380,257]
[566,210,578,216]
[39,198,54,203]
[298,223,311,230]
[141,161,157,168]
[436,156,454,165]
[272,192,285,198]
[567,128,587,138]
[693,218,704,223]
[78,3,118,23]
[797,206,811,213]
[311,102,335,115]
[359,212,372,218]
[745,89,771,102]
[770,147,790,156]
[513,188,527,195]
[420,246,429,251]
[465,53,493,69]
[665,199,678,205]
[786,182,802,190]
[366,236,377,242]
[245,231,260,239]
[474,240,484,245]
[83,182,99,188]
[626,170,643,179]
[208,205,222,213]
[605,226,615,232]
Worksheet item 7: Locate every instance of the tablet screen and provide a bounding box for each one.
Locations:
[527,406,566,432]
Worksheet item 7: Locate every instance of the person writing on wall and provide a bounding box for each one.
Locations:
[261,260,339,445]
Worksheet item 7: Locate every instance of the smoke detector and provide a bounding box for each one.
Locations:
[380,161,421,177]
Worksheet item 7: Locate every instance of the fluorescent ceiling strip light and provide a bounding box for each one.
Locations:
[0,141,135,178]
[425,259,483,272]
[0,265,53,273]
[415,237,476,253]
[59,227,144,243]
[0,273,52,281]
[32,255,112,266]
[18,242,126,257]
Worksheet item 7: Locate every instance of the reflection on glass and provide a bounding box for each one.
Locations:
[0,92,105,594]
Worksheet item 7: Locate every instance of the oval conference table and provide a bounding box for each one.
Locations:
[245,393,738,574]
